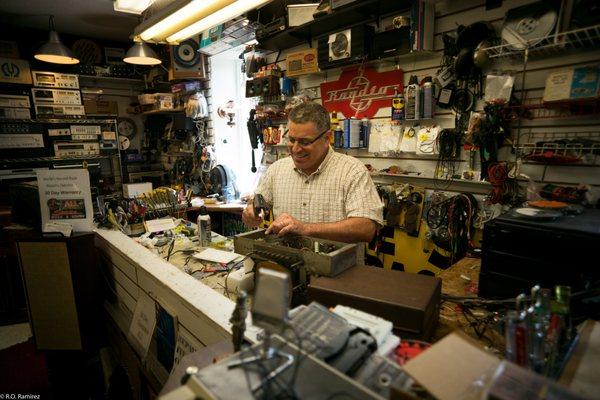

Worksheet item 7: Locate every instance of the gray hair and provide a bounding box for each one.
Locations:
[288,102,330,133]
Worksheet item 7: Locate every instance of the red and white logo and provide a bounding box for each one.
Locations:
[320,67,404,119]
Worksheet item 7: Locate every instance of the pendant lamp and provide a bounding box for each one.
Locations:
[34,16,79,65]
[123,41,162,65]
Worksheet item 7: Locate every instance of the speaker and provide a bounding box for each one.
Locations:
[245,76,280,98]
[318,25,374,70]
[169,38,206,81]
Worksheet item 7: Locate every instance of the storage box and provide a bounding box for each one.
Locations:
[123,182,153,198]
[287,3,319,27]
[307,265,441,339]
[286,49,319,77]
[83,99,118,116]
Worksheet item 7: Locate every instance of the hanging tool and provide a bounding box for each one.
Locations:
[247,109,262,173]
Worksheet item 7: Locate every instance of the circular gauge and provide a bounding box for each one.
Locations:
[119,136,131,151]
[117,118,137,139]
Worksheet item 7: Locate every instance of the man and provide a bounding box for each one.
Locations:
[242,102,383,243]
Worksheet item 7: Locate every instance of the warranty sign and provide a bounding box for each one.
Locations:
[320,66,403,119]
[0,57,32,85]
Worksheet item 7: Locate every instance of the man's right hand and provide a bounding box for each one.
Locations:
[242,203,263,228]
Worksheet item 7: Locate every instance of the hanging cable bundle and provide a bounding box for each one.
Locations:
[435,129,462,190]
[425,192,477,263]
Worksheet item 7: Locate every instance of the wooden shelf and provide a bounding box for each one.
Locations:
[78,75,144,84]
[0,118,116,124]
[257,0,411,51]
[142,107,185,115]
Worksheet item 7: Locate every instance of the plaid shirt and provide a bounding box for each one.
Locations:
[255,147,383,226]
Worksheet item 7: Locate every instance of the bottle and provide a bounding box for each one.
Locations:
[422,76,434,119]
[334,124,344,148]
[197,206,212,247]
[405,75,420,120]
[391,88,405,123]
[360,118,370,148]
[330,111,338,144]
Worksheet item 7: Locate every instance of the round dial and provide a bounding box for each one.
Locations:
[119,136,131,151]
[117,118,137,139]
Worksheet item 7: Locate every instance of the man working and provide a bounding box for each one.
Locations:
[242,102,383,243]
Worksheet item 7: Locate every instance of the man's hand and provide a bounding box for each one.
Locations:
[242,203,263,228]
[265,213,308,236]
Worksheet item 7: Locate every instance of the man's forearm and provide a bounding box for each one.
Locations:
[304,217,376,243]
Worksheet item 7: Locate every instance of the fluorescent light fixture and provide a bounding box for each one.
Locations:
[114,0,154,14]
[166,0,272,43]
[123,42,162,65]
[134,0,272,44]
[138,0,236,42]
[34,16,79,65]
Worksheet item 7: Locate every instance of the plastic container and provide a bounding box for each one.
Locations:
[197,206,212,247]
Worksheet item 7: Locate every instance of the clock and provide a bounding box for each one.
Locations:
[117,118,137,139]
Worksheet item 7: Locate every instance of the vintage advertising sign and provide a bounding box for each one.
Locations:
[0,57,32,85]
[320,67,404,119]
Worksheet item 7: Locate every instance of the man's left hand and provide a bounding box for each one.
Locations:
[265,213,307,236]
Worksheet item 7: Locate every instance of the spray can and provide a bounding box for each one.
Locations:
[334,124,344,148]
[360,118,370,148]
[422,76,434,119]
[197,206,212,247]
[405,75,420,120]
[391,88,405,122]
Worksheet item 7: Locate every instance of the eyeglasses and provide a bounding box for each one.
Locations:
[286,128,329,147]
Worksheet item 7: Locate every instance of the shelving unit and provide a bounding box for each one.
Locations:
[0,118,123,197]
[257,0,411,51]
[483,24,600,60]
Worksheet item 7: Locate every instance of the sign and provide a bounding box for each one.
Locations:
[286,49,319,77]
[37,169,94,233]
[0,57,32,85]
[320,67,403,119]
[128,291,157,358]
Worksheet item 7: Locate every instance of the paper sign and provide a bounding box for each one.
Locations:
[193,248,241,264]
[37,169,94,232]
[128,291,156,358]
[144,217,176,233]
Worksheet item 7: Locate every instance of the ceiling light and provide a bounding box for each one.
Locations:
[123,42,162,65]
[134,0,272,44]
[166,0,272,44]
[138,0,235,43]
[114,0,154,15]
[34,16,79,65]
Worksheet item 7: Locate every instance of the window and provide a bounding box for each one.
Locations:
[210,46,263,196]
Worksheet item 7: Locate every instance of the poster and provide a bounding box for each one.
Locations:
[37,169,94,232]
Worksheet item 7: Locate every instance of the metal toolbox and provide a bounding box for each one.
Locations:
[233,229,360,277]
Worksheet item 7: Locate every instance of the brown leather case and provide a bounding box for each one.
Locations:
[307,266,441,340]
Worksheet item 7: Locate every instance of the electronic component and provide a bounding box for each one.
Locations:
[333,305,393,348]
[31,88,82,105]
[34,105,85,118]
[308,265,441,340]
[0,94,30,108]
[53,141,100,157]
[234,229,360,277]
[32,71,79,89]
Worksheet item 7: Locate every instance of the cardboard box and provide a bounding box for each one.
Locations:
[123,182,153,198]
[83,99,118,116]
[286,49,319,77]
[403,332,586,400]
[287,3,319,27]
